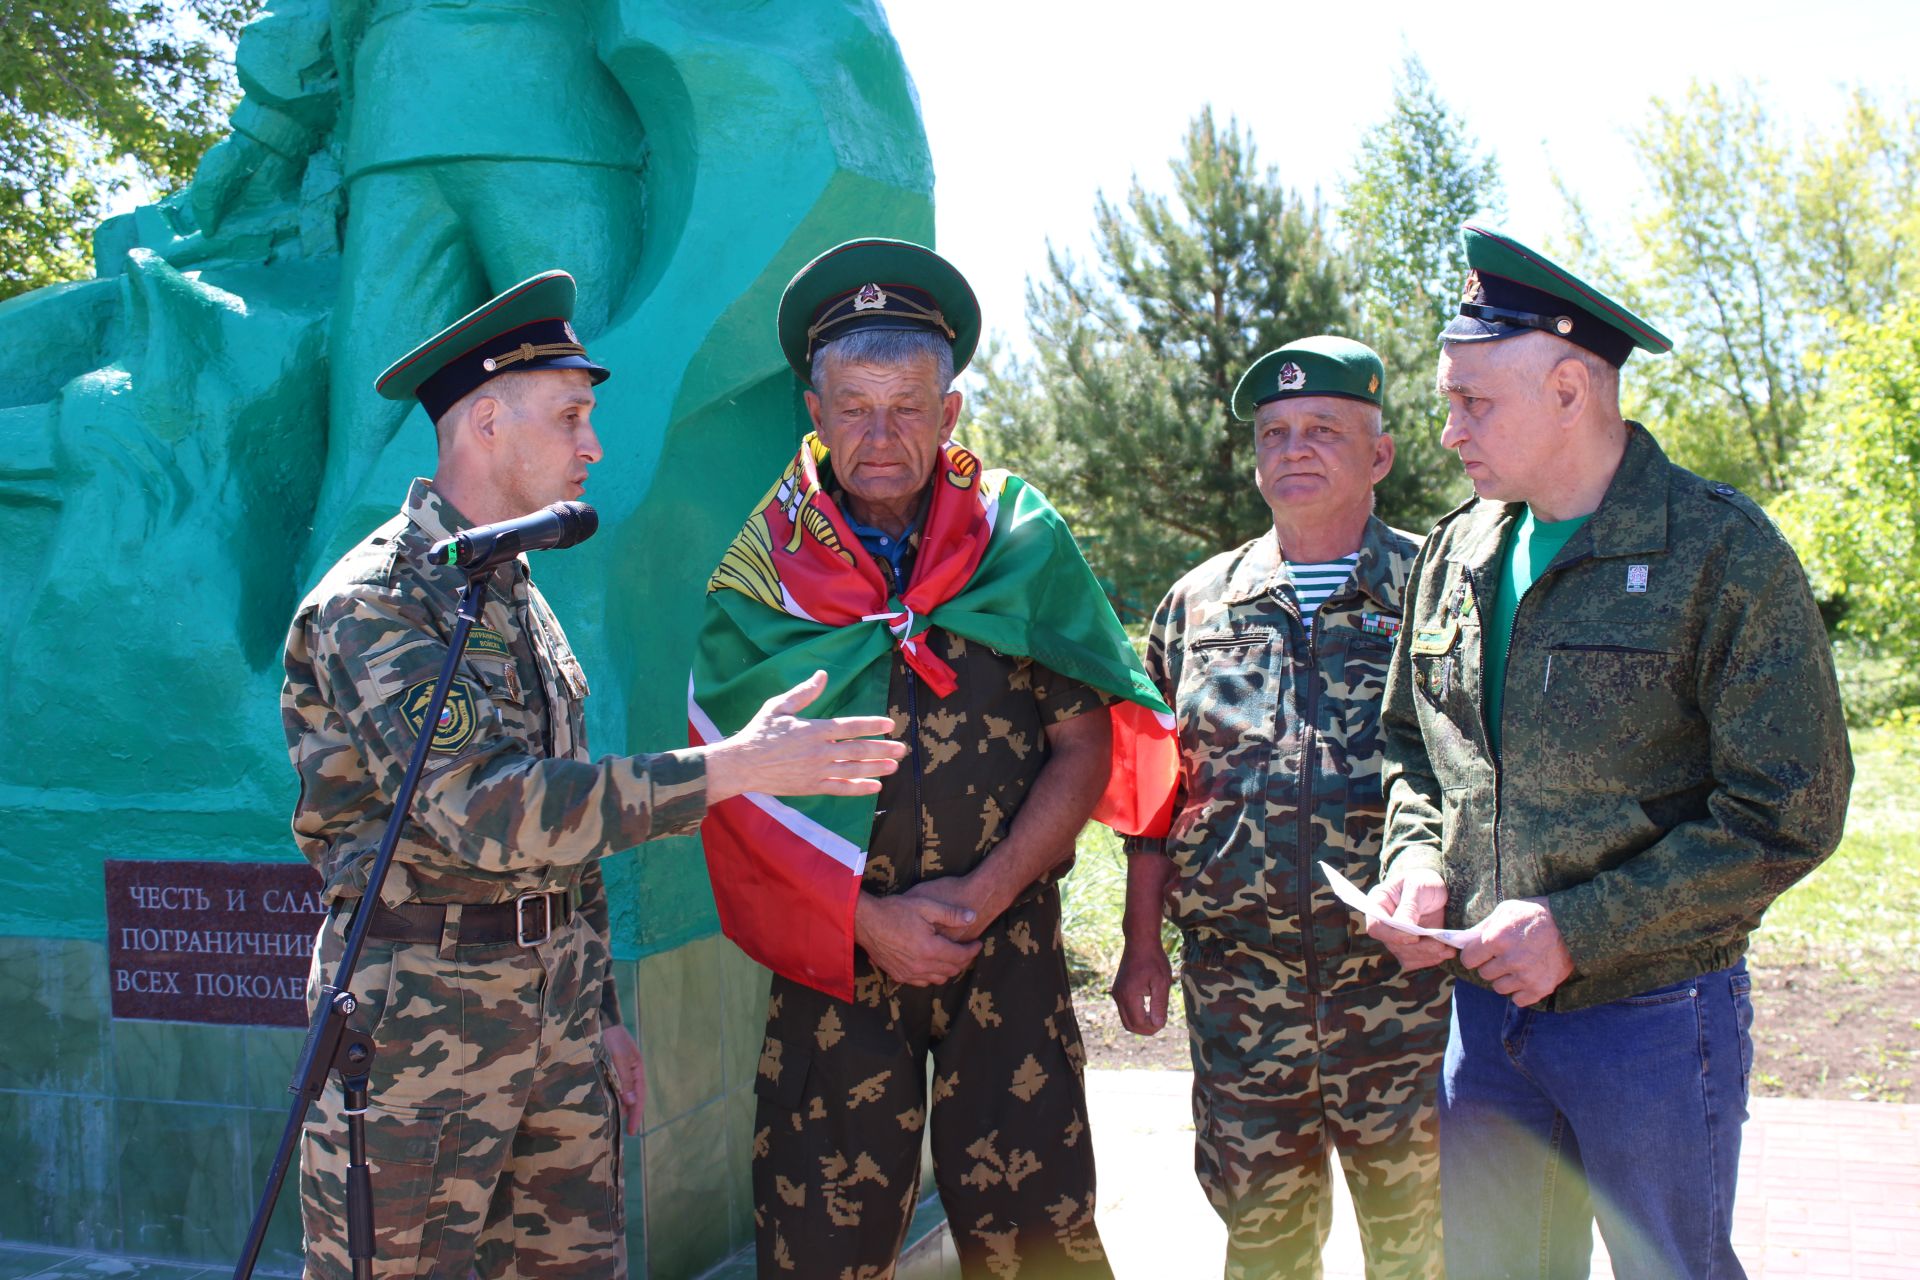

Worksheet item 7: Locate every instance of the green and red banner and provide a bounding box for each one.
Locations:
[690,434,1175,999]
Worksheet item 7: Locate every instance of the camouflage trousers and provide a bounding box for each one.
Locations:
[1182,942,1450,1280]
[754,884,1110,1280]
[299,906,625,1279]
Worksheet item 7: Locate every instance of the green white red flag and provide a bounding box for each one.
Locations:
[689,434,1175,999]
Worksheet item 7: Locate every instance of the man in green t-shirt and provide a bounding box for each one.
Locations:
[1368,225,1852,1278]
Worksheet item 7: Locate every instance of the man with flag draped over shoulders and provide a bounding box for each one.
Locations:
[689,239,1178,1279]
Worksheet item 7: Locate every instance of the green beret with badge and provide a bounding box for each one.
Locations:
[374,269,609,423]
[1231,335,1385,421]
[1444,224,1672,366]
[777,237,981,384]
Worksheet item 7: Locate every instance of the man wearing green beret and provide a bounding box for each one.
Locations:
[1112,337,1448,1279]
[282,270,906,1278]
[691,238,1177,1278]
[1368,226,1852,1276]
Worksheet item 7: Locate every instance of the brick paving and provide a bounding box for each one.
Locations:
[1086,1069,1920,1279]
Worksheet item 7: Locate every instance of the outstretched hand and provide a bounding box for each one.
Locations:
[704,670,906,803]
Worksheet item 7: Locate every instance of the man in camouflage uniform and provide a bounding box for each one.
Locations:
[1114,337,1448,1279]
[1370,226,1852,1278]
[747,241,1115,1278]
[283,270,904,1278]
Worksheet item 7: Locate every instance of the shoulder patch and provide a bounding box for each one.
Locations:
[402,678,482,753]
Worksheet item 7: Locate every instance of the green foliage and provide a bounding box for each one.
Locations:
[1561,83,1920,495]
[966,108,1351,619]
[0,0,254,300]
[1774,301,1920,656]
[1339,56,1500,530]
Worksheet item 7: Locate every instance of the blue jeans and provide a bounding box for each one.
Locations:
[1440,963,1754,1279]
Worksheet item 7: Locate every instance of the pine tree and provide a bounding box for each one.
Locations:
[968,108,1350,618]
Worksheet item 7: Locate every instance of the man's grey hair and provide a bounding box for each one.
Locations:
[1459,331,1623,417]
[1566,345,1621,414]
[810,329,955,393]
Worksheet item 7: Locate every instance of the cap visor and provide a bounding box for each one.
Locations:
[1441,314,1530,345]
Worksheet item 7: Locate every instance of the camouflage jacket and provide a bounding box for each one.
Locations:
[282,479,708,1018]
[1125,517,1423,991]
[1381,426,1853,1010]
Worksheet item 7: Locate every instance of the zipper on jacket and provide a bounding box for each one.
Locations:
[1488,549,1591,901]
[1295,606,1321,989]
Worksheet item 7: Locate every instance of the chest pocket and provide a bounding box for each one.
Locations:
[363,632,445,702]
[1543,622,1692,725]
[1328,631,1393,780]
[1176,627,1277,753]
[1409,614,1461,704]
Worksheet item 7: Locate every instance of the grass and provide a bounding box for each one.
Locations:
[1060,724,1920,990]
[1058,824,1179,989]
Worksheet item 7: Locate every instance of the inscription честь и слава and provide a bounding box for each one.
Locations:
[104,859,328,1027]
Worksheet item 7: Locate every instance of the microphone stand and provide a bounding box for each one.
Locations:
[233,570,492,1280]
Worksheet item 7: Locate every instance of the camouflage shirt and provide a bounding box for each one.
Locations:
[1125,517,1423,991]
[282,479,708,1015]
[1381,426,1853,1010]
[848,504,1112,897]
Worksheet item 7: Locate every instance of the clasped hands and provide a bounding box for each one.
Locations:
[1366,868,1574,1007]
[854,874,1005,988]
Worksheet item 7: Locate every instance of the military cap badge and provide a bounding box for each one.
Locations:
[776,238,982,383]
[1231,335,1387,421]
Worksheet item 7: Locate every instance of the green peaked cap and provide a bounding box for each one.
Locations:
[777,238,981,384]
[1232,335,1385,421]
[1445,224,1672,365]
[374,270,608,421]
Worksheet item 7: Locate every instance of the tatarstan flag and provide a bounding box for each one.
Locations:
[689,434,1176,1000]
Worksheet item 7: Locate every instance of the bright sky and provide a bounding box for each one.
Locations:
[883,0,1920,358]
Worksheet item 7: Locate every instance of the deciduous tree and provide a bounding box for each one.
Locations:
[0,0,253,299]
[1340,55,1501,527]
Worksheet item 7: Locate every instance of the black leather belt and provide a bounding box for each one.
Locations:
[346,890,576,947]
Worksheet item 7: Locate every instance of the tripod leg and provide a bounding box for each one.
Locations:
[340,1034,376,1280]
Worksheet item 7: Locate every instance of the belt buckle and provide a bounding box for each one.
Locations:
[515,892,552,947]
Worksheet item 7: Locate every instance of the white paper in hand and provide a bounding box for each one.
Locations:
[1318,861,1475,948]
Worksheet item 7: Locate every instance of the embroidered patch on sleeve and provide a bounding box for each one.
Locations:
[401,679,482,753]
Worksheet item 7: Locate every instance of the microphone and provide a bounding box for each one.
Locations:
[427,502,599,575]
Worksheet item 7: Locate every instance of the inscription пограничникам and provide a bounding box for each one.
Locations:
[104,859,328,1027]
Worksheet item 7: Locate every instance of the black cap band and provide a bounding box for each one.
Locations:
[1444,272,1635,367]
[416,317,609,422]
